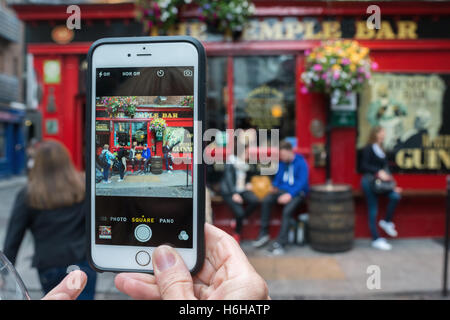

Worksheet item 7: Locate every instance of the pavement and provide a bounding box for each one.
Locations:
[96,170,192,198]
[1,175,449,300]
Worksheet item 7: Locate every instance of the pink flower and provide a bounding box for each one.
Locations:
[333,72,340,80]
[313,64,323,72]
[365,72,371,79]
[300,86,309,94]
[371,61,379,70]
[305,49,311,56]
[342,58,350,65]
[321,73,328,79]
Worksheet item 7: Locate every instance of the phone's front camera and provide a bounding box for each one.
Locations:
[143,47,146,50]
[127,53,131,57]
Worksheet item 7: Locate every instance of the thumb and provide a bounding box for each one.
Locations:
[152,245,196,300]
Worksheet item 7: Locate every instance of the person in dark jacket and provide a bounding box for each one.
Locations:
[163,141,175,173]
[220,143,259,243]
[360,126,402,251]
[2,140,97,299]
[116,147,128,181]
[252,140,309,255]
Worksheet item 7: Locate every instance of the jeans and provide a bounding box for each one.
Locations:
[118,163,125,179]
[130,158,142,171]
[102,163,110,182]
[38,260,97,300]
[223,191,260,234]
[361,175,401,240]
[164,154,172,171]
[259,191,304,246]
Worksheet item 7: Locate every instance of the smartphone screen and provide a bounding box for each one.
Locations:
[94,66,194,249]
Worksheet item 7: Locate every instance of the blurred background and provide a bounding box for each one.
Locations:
[0,0,449,299]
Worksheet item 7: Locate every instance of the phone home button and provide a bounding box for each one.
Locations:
[134,224,152,242]
[135,251,151,266]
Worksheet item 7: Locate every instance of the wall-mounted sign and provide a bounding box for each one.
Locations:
[51,25,74,44]
[45,119,59,135]
[161,18,421,41]
[95,121,109,132]
[43,60,61,84]
[357,73,450,173]
[244,85,285,129]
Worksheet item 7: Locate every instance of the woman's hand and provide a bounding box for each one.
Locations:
[114,223,270,300]
[377,170,391,181]
[232,193,244,204]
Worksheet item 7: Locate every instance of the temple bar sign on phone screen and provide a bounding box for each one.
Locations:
[95,66,194,248]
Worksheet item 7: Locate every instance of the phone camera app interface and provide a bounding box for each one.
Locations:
[94,67,194,248]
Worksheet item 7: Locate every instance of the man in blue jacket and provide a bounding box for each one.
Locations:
[141,144,152,174]
[252,140,309,255]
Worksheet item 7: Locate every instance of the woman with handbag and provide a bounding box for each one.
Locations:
[360,126,402,251]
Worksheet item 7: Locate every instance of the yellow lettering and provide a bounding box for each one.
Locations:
[375,21,396,39]
[284,21,304,40]
[322,21,342,39]
[397,21,418,39]
[259,21,283,40]
[304,21,321,40]
[438,149,450,169]
[396,149,413,169]
[412,149,426,169]
[354,21,375,39]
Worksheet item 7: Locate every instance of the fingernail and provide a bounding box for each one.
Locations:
[154,246,176,272]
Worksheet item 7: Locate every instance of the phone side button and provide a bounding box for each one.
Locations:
[135,251,151,266]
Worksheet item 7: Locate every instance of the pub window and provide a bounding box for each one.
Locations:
[132,122,148,146]
[0,122,6,159]
[95,120,110,152]
[114,122,130,147]
[233,55,296,140]
[206,57,227,131]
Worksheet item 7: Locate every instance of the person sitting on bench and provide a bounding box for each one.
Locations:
[252,140,309,255]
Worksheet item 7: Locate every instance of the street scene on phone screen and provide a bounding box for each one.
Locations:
[95,95,194,198]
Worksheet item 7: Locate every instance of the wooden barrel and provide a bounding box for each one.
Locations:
[150,156,163,175]
[308,184,355,253]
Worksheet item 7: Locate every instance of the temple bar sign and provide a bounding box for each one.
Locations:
[160,18,419,41]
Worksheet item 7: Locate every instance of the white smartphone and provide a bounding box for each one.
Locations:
[86,36,205,274]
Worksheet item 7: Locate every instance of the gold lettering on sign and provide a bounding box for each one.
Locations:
[375,21,396,40]
[397,21,418,39]
[355,20,418,40]
[322,21,342,39]
[259,21,283,40]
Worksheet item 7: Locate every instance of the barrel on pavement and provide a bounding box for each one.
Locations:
[150,156,163,175]
[308,184,355,253]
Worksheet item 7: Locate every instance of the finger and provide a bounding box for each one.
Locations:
[152,245,196,300]
[115,273,161,300]
[42,270,87,300]
[204,223,256,278]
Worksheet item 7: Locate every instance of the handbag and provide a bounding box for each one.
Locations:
[368,174,396,194]
[250,176,272,200]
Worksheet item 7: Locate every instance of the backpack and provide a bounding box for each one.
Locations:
[98,151,107,166]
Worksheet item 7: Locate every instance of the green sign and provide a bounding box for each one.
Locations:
[331,110,356,127]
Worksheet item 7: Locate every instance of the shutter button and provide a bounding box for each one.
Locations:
[134,224,152,242]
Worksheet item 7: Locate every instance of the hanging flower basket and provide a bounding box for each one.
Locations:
[181,96,194,108]
[197,0,255,39]
[135,0,255,39]
[301,40,378,106]
[102,96,139,118]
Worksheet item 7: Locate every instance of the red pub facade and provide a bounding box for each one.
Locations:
[11,0,450,239]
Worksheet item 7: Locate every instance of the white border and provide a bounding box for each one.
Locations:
[91,42,198,272]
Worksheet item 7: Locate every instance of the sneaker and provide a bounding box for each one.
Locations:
[379,220,398,237]
[268,242,286,255]
[169,165,173,170]
[117,178,123,182]
[371,238,392,251]
[168,170,173,174]
[252,234,270,248]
